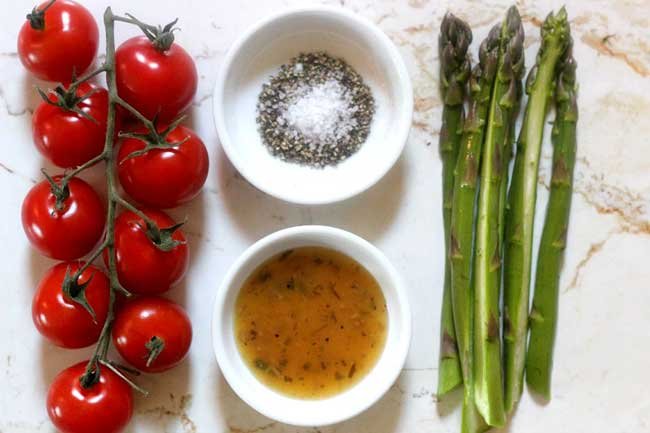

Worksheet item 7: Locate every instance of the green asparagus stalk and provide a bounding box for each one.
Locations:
[473,6,524,427]
[498,76,523,249]
[503,7,571,413]
[449,26,499,433]
[437,13,472,398]
[526,38,577,399]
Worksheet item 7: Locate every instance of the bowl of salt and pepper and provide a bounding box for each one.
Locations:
[214,5,413,204]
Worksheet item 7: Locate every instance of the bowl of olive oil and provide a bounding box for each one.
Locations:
[212,226,411,426]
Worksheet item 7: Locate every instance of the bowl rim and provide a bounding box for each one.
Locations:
[211,225,412,426]
[212,5,414,205]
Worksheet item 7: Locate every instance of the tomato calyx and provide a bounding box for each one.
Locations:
[140,218,187,252]
[79,360,101,389]
[118,115,189,162]
[41,169,70,212]
[26,0,56,31]
[79,359,148,395]
[144,336,166,367]
[123,13,179,52]
[36,83,100,124]
[62,265,98,323]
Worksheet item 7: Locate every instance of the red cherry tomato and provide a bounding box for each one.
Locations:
[33,262,109,348]
[33,82,110,168]
[18,0,99,83]
[115,36,197,122]
[109,209,188,295]
[47,361,133,433]
[117,124,209,208]
[22,176,105,260]
[112,296,192,373]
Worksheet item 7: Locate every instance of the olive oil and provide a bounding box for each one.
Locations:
[234,247,387,399]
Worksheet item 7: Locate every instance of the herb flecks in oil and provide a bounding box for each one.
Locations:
[234,247,387,399]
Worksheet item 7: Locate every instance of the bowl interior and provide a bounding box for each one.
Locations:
[216,8,412,204]
[213,226,411,426]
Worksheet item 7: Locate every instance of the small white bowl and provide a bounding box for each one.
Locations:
[212,226,411,426]
[213,6,413,205]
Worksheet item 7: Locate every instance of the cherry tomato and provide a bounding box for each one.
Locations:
[33,82,110,168]
[18,0,99,83]
[33,262,109,348]
[109,209,188,295]
[22,176,105,260]
[47,361,133,433]
[115,36,197,122]
[117,124,209,208]
[112,296,192,373]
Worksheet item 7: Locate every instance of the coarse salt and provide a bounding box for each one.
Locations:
[283,80,358,149]
[256,51,375,167]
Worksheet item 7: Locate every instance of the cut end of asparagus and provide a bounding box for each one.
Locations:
[527,374,552,401]
[437,358,464,396]
[438,327,463,394]
[461,394,490,433]
[439,13,473,106]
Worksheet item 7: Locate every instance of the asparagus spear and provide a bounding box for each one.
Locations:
[473,6,524,427]
[449,25,499,433]
[437,12,472,398]
[503,7,571,413]
[498,76,523,249]
[526,37,577,399]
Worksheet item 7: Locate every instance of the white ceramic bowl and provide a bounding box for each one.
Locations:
[212,226,411,426]
[213,6,413,205]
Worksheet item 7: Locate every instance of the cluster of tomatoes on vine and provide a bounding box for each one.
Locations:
[18,1,208,432]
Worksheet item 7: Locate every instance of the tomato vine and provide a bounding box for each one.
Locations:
[44,7,189,392]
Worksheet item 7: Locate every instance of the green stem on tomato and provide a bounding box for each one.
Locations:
[71,239,109,278]
[66,64,111,93]
[112,193,157,226]
[99,359,149,396]
[27,0,57,31]
[62,151,108,182]
[113,14,179,52]
[112,14,156,30]
[112,94,189,157]
[114,95,157,131]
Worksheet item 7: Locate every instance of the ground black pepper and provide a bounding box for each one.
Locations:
[256,51,375,167]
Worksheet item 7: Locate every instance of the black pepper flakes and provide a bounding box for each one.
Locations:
[256,51,375,167]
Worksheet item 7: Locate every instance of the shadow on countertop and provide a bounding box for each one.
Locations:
[215,364,403,433]
[216,146,407,245]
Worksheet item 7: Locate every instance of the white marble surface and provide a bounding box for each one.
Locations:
[1,0,649,432]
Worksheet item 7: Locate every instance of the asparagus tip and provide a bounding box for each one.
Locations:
[541,7,571,46]
[439,13,473,106]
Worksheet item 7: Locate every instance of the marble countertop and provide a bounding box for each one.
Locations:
[1,0,649,432]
